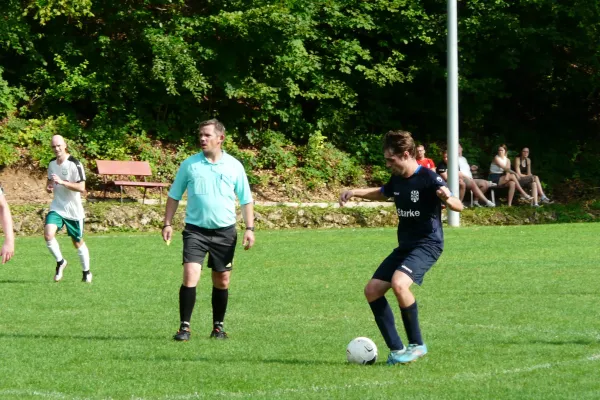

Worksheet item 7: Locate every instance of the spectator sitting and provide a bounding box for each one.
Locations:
[489,144,535,206]
[514,147,553,204]
[458,145,496,207]
[436,150,466,202]
[416,145,436,171]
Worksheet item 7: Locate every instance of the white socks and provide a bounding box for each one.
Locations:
[77,243,90,272]
[46,239,63,262]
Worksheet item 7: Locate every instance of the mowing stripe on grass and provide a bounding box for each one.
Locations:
[3,352,599,399]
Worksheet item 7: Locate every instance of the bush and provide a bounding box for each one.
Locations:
[299,131,365,188]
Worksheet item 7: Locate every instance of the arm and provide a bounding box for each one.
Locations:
[0,195,15,264]
[162,196,179,243]
[526,158,532,176]
[436,186,464,212]
[339,187,388,206]
[240,202,255,250]
[514,157,523,178]
[49,174,86,193]
[494,156,516,175]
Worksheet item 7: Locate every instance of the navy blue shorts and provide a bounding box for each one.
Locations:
[373,246,442,285]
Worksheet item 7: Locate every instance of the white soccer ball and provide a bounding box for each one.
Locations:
[346,337,378,365]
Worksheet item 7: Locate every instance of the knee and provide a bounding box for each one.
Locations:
[44,232,54,242]
[391,280,410,298]
[364,282,381,302]
[213,273,230,289]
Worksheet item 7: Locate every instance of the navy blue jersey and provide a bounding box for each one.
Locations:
[381,166,447,252]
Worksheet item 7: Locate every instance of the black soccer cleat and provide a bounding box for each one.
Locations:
[173,325,191,341]
[209,327,229,339]
[54,259,67,282]
[82,270,93,283]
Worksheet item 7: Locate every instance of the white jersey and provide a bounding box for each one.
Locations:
[458,156,473,179]
[48,156,86,220]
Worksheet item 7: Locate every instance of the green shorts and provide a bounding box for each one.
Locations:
[45,211,84,242]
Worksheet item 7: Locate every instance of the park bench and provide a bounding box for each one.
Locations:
[96,160,170,204]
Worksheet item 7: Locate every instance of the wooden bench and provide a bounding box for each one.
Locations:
[96,160,170,204]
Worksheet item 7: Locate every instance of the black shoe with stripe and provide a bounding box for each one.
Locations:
[209,327,228,339]
[173,325,191,341]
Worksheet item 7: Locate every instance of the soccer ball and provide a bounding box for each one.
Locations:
[346,337,378,365]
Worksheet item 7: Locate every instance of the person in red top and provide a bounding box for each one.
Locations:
[416,145,436,171]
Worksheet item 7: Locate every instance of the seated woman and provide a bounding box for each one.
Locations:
[489,144,535,206]
[514,147,553,204]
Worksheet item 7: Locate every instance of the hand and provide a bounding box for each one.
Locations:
[46,183,54,193]
[162,225,173,243]
[242,230,255,250]
[1,240,14,264]
[436,186,451,203]
[50,174,64,185]
[339,190,353,207]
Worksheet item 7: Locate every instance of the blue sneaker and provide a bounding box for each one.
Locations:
[386,348,406,365]
[387,344,428,365]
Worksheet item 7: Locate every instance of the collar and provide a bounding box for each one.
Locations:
[199,150,227,165]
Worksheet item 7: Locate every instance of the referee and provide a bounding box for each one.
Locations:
[162,119,255,341]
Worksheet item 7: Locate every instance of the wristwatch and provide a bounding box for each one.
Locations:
[245,226,255,231]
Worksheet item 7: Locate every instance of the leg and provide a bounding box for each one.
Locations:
[459,179,466,202]
[44,224,62,261]
[174,262,202,341]
[388,270,428,364]
[508,174,530,198]
[206,226,237,338]
[507,181,516,206]
[469,180,493,205]
[175,228,208,341]
[531,179,538,206]
[211,270,231,338]
[365,279,404,351]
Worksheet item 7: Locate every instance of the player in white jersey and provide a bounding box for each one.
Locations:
[45,135,92,282]
[0,185,15,264]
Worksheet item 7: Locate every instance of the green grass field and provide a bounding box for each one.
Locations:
[1,223,599,399]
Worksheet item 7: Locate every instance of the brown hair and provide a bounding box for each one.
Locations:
[198,119,225,136]
[382,130,416,158]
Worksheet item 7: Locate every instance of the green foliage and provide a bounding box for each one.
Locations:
[370,165,390,185]
[300,131,364,189]
[0,0,599,191]
[0,142,19,167]
[0,67,27,118]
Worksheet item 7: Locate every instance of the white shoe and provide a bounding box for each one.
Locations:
[488,181,498,187]
[541,196,554,204]
[473,200,482,207]
[54,259,67,282]
[532,203,540,208]
[82,271,93,283]
[486,200,496,207]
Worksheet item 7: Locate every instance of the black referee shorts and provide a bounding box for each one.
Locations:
[182,224,238,272]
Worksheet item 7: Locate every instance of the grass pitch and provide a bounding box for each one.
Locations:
[1,223,599,399]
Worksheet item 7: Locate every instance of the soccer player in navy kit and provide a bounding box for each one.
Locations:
[339,130,463,364]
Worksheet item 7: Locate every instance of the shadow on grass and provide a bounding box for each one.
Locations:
[117,354,389,367]
[0,332,163,341]
[502,339,599,345]
[0,279,40,284]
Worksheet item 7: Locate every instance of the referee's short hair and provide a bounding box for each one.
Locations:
[198,119,225,136]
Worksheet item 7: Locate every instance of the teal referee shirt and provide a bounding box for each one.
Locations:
[168,151,253,229]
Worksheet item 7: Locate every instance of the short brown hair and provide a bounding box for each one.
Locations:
[382,130,416,158]
[198,119,225,136]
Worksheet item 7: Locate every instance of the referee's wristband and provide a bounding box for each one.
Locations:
[162,225,172,230]
[245,226,255,232]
